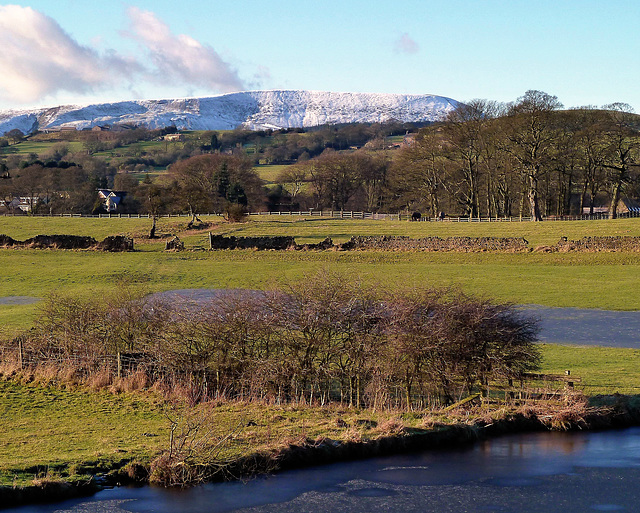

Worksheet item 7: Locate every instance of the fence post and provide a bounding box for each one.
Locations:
[18,338,23,370]
[565,369,573,389]
[208,232,213,250]
[117,352,122,379]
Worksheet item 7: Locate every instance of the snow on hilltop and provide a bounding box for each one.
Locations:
[0,90,460,135]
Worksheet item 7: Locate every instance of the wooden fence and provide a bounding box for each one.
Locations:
[1,344,587,409]
[3,210,640,221]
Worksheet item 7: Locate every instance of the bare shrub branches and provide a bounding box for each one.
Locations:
[5,273,540,408]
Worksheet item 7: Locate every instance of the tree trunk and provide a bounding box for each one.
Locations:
[609,180,622,219]
[579,181,588,214]
[149,215,157,238]
[528,175,543,221]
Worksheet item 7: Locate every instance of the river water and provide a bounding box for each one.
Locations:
[8,428,640,513]
[154,289,640,349]
[4,290,639,348]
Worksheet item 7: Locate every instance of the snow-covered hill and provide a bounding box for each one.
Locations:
[0,90,460,135]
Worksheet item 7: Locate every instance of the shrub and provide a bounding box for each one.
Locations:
[224,203,248,222]
[7,272,541,409]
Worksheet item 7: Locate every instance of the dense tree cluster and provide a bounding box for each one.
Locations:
[278,151,388,211]
[388,92,640,219]
[271,92,640,216]
[2,91,639,218]
[168,154,264,224]
[0,151,114,214]
[16,275,540,408]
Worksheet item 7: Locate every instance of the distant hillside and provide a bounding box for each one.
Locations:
[0,90,460,135]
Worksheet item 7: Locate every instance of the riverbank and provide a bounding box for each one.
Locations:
[3,389,640,509]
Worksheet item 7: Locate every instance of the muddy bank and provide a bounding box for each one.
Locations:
[0,480,99,510]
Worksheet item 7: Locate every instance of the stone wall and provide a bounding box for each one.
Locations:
[23,235,97,249]
[208,234,530,252]
[555,236,640,252]
[337,235,530,252]
[209,234,296,250]
[0,234,134,251]
[97,236,135,252]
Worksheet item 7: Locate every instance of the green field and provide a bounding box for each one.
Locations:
[253,164,291,183]
[1,216,640,335]
[0,141,85,156]
[0,382,166,484]
[4,213,639,245]
[2,215,640,491]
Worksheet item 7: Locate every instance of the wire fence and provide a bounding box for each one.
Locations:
[1,346,608,408]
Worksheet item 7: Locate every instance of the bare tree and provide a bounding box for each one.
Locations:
[389,127,446,216]
[503,90,563,221]
[599,103,640,218]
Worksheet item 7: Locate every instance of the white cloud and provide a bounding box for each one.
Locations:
[125,7,245,94]
[394,33,420,55]
[0,5,246,108]
[0,5,138,105]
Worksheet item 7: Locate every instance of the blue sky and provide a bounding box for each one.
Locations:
[1,0,639,111]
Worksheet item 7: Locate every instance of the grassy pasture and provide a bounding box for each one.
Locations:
[129,169,168,182]
[253,164,291,183]
[92,140,171,159]
[1,215,640,335]
[0,141,85,156]
[2,214,640,489]
[0,382,166,485]
[539,344,640,396]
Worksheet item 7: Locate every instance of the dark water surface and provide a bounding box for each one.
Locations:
[0,296,39,305]
[522,305,640,348]
[8,428,640,513]
[155,289,640,349]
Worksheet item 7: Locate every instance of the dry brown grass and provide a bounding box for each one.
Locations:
[86,368,113,390]
[0,358,22,378]
[376,417,406,436]
[108,370,150,393]
[30,470,68,489]
[32,363,63,384]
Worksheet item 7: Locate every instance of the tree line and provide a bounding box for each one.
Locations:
[390,92,640,220]
[2,90,639,219]
[10,274,540,409]
[277,91,640,219]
